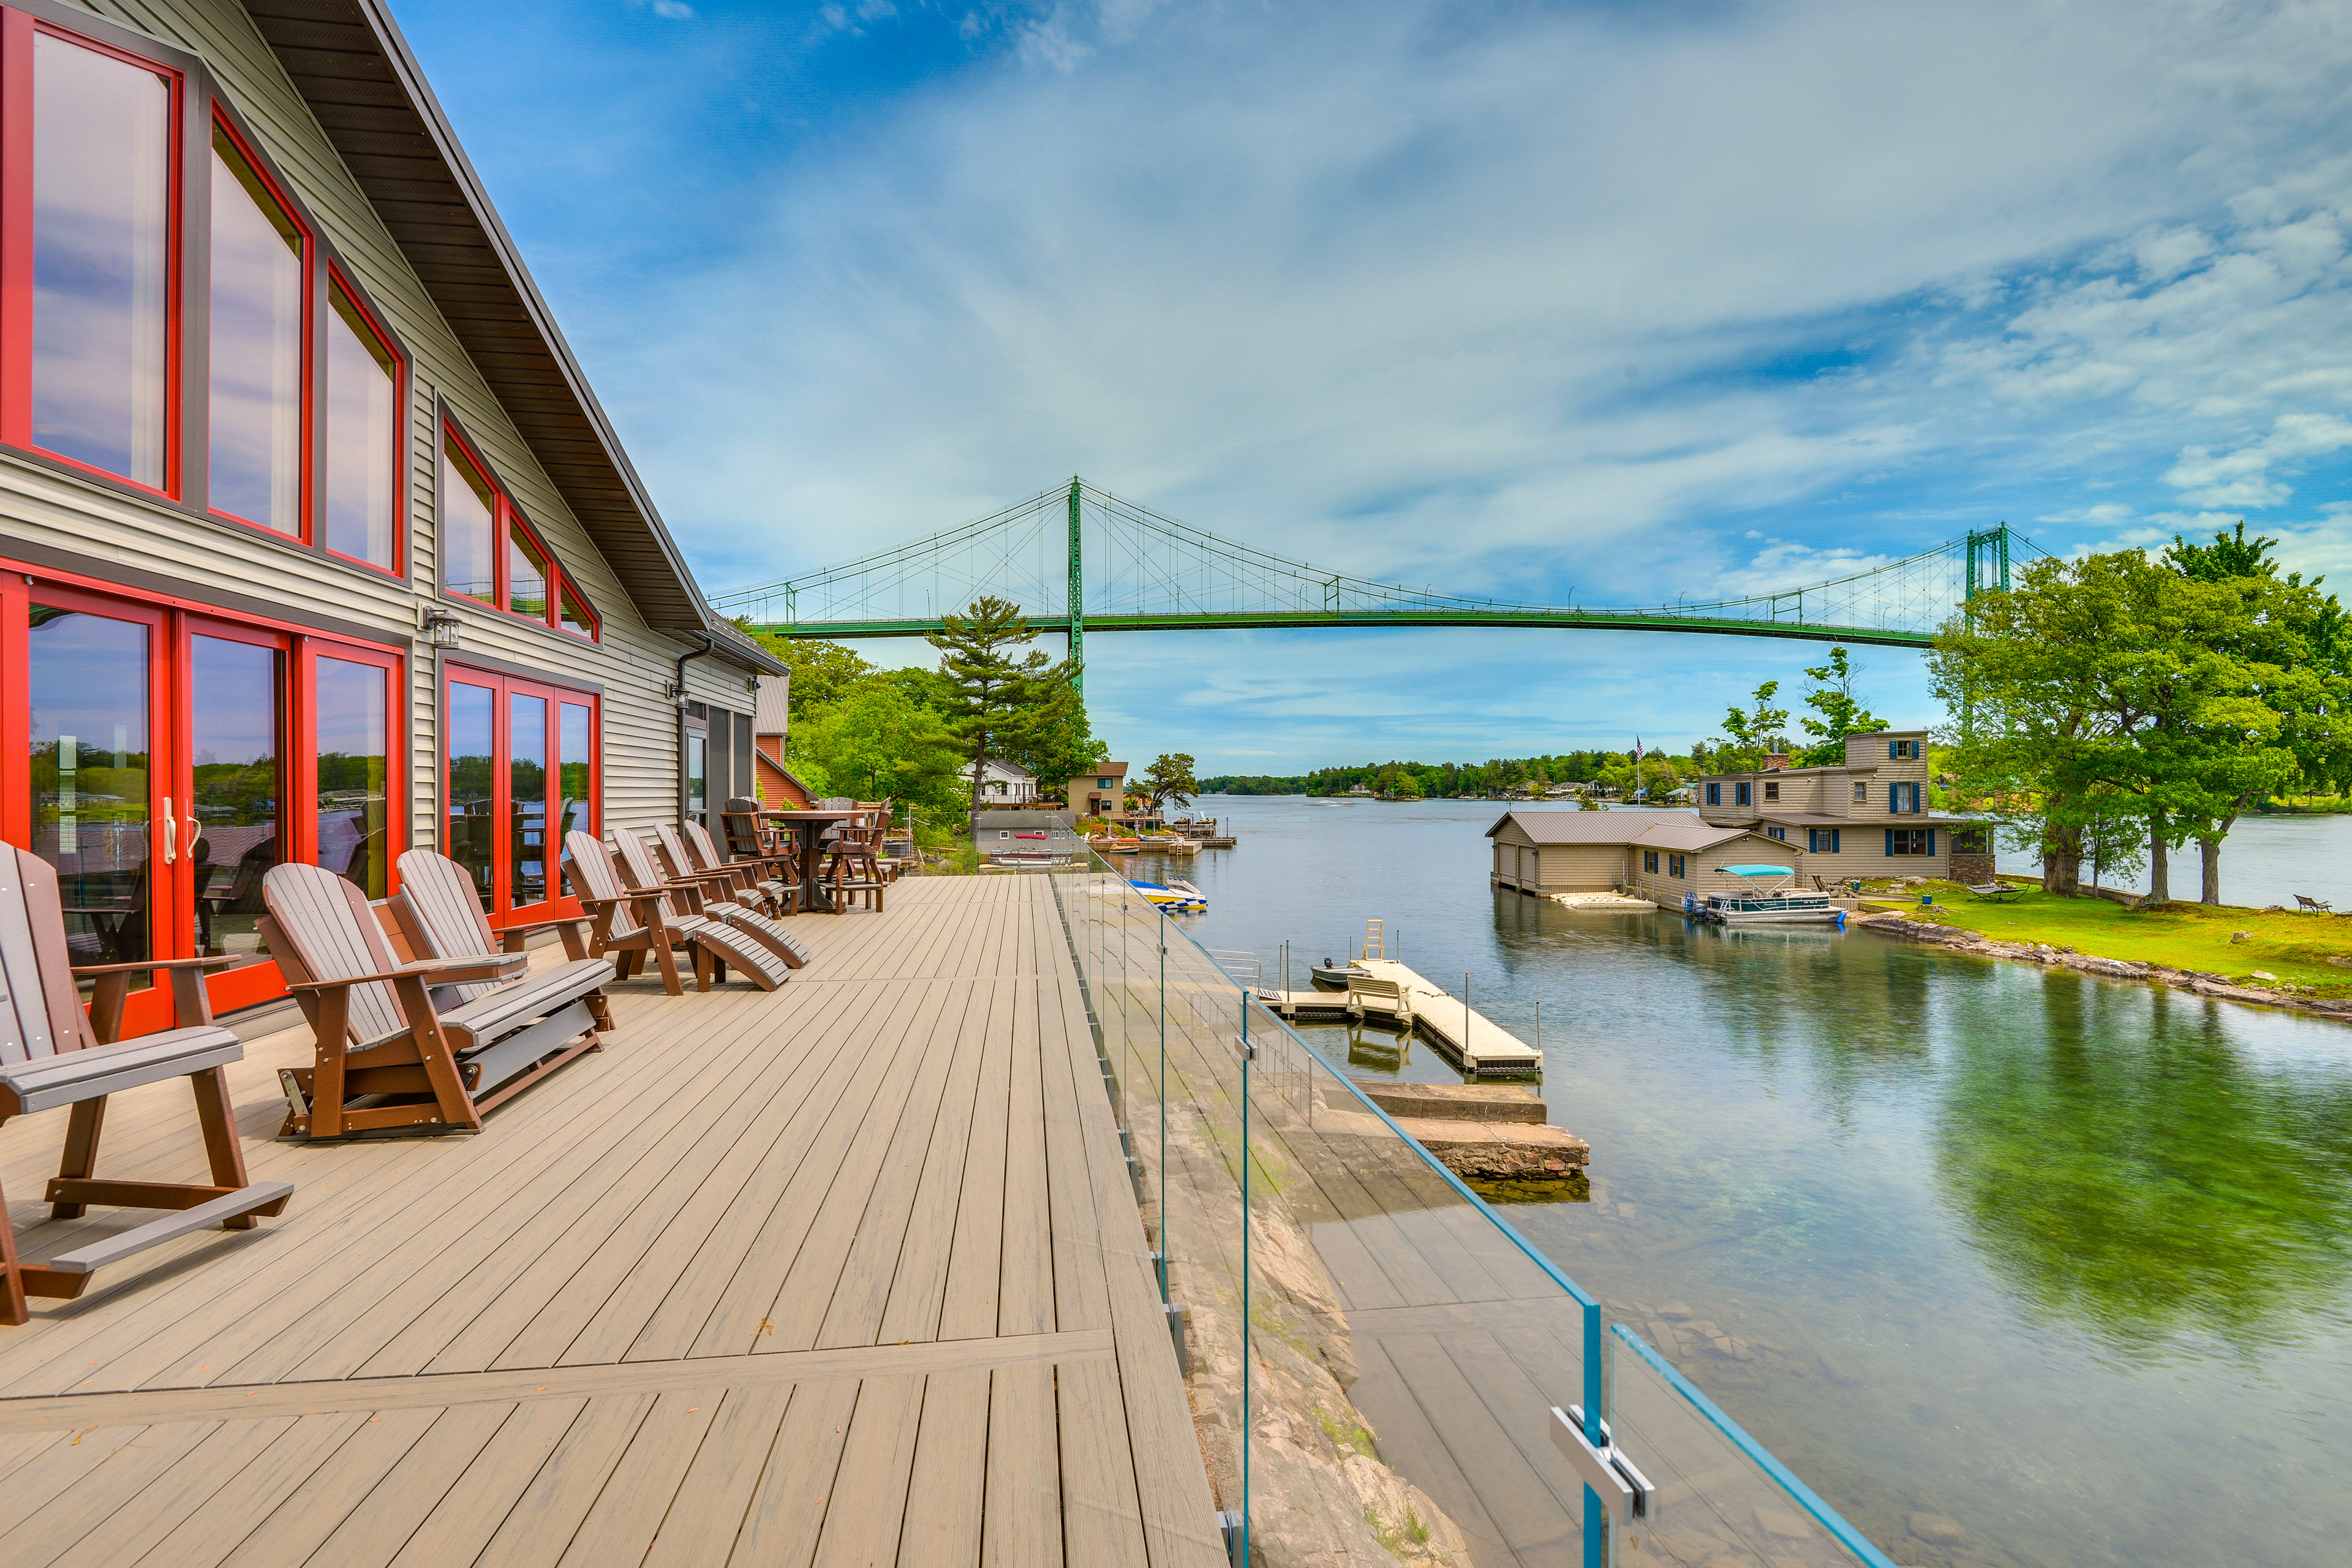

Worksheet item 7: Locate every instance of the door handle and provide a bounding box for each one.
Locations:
[163,797,176,864]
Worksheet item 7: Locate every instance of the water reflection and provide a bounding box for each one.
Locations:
[1936,976,2352,1355]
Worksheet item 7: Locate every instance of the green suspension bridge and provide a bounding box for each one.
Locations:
[710,479,2043,679]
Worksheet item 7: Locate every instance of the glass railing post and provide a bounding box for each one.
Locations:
[1238,990,1253,1568]
[1585,1297,1606,1568]
[1157,917,1169,1302]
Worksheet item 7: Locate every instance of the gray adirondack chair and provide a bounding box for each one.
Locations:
[563,830,789,993]
[0,845,292,1324]
[258,862,606,1140]
[390,846,616,1033]
[652,825,812,971]
[684,819,800,917]
[614,826,810,974]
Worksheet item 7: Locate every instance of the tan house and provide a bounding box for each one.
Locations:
[1066,761,1131,820]
[1485,810,1796,904]
[1695,729,1992,884]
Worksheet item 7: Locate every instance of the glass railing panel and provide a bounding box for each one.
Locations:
[1607,1326,1893,1567]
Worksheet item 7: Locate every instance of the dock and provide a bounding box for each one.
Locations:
[1263,959,1544,1076]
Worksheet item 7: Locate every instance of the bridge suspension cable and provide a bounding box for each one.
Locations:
[707,480,2046,653]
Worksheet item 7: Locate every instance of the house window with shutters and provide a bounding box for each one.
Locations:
[1669,854,1685,878]
[1707,782,1721,805]
[1735,782,1751,805]
[1808,828,1841,853]
[1886,827,1935,856]
[1889,782,1921,813]
[1644,850,1659,873]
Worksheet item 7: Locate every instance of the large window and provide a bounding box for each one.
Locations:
[24,25,177,490]
[208,124,307,535]
[1887,828,1936,856]
[440,423,598,639]
[323,280,399,568]
[2,14,408,572]
[445,664,598,916]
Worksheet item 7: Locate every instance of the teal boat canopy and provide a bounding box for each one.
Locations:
[1720,864,1795,876]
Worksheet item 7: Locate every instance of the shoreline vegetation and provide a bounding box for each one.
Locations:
[1853,876,2352,1017]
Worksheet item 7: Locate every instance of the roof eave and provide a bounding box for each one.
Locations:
[244,0,750,654]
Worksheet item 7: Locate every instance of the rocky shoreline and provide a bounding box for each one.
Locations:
[1856,911,2352,1018]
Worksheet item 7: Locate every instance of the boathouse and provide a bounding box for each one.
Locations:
[0,0,780,1033]
[1485,809,1796,901]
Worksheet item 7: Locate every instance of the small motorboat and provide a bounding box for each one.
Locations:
[1313,918,1392,986]
[1691,865,1845,926]
[1131,878,1207,913]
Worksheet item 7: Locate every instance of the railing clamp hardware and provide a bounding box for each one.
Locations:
[1550,1404,1657,1524]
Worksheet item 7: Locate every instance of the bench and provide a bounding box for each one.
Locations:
[2296,894,2333,913]
[1,845,292,1321]
[1346,974,1414,1025]
[260,860,615,1140]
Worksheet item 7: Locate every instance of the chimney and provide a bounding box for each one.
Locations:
[1763,753,1789,771]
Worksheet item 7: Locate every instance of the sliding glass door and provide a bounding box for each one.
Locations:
[443,664,596,919]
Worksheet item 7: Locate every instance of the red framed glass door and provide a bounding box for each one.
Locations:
[4,570,406,1033]
[24,587,173,1028]
[443,663,595,922]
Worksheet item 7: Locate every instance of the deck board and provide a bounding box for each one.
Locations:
[0,876,1222,1567]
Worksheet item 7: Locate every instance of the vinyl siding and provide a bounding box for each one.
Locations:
[15,0,742,850]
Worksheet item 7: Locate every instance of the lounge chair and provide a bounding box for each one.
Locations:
[1964,881,2022,903]
[564,830,789,993]
[260,861,611,1140]
[652,823,774,915]
[0,846,292,1322]
[2296,894,2333,913]
[616,827,810,973]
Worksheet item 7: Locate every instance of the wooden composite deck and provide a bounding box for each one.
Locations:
[0,876,1221,1567]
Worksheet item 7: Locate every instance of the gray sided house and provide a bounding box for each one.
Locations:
[0,0,778,1030]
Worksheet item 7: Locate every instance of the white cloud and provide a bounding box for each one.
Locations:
[2162,412,2352,508]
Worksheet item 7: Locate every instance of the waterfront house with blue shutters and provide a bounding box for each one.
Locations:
[1695,729,1994,884]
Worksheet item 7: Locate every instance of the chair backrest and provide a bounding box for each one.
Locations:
[718,808,767,863]
[820,797,853,810]
[562,831,644,940]
[687,823,729,870]
[650,824,701,882]
[393,849,504,1004]
[0,845,102,1063]
[260,862,408,1044]
[607,827,673,896]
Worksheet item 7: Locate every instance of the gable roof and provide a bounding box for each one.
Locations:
[242,1,780,676]
[1484,809,1764,853]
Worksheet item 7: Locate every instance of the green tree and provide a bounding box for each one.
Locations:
[788,680,962,816]
[1002,658,1104,793]
[1713,680,1791,771]
[748,632,875,719]
[927,597,1057,814]
[1795,647,1886,765]
[1139,753,1200,813]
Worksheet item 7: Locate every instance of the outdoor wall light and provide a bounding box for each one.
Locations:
[422,606,462,648]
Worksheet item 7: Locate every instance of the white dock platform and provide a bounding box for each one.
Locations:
[1264,960,1543,1076]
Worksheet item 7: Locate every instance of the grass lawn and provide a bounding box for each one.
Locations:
[1861,880,2352,995]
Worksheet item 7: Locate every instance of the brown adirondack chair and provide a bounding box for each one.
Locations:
[662,825,813,970]
[390,848,615,1036]
[616,827,810,973]
[721,799,803,882]
[0,845,292,1323]
[563,830,788,994]
[646,823,756,908]
[685,818,799,916]
[258,862,607,1140]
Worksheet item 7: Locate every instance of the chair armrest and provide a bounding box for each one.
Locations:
[69,955,243,976]
[497,915,594,938]
[283,953,527,992]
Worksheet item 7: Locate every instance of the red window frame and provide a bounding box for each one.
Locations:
[0,8,187,500]
[440,660,599,923]
[440,418,599,641]
[318,263,405,576]
[205,111,312,541]
[0,554,409,1033]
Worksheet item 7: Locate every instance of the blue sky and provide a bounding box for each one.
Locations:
[398,0,2352,773]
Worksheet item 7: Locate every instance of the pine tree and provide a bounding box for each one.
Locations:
[927,597,1055,813]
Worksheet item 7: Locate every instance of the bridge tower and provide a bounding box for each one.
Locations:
[1964,526,2011,604]
[1067,476,1084,693]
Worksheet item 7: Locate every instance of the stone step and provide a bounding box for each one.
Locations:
[1348,1079,1546,1123]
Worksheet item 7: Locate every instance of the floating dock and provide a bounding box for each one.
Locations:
[1263,959,1544,1076]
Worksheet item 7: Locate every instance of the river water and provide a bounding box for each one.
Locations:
[1145,796,2352,1568]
